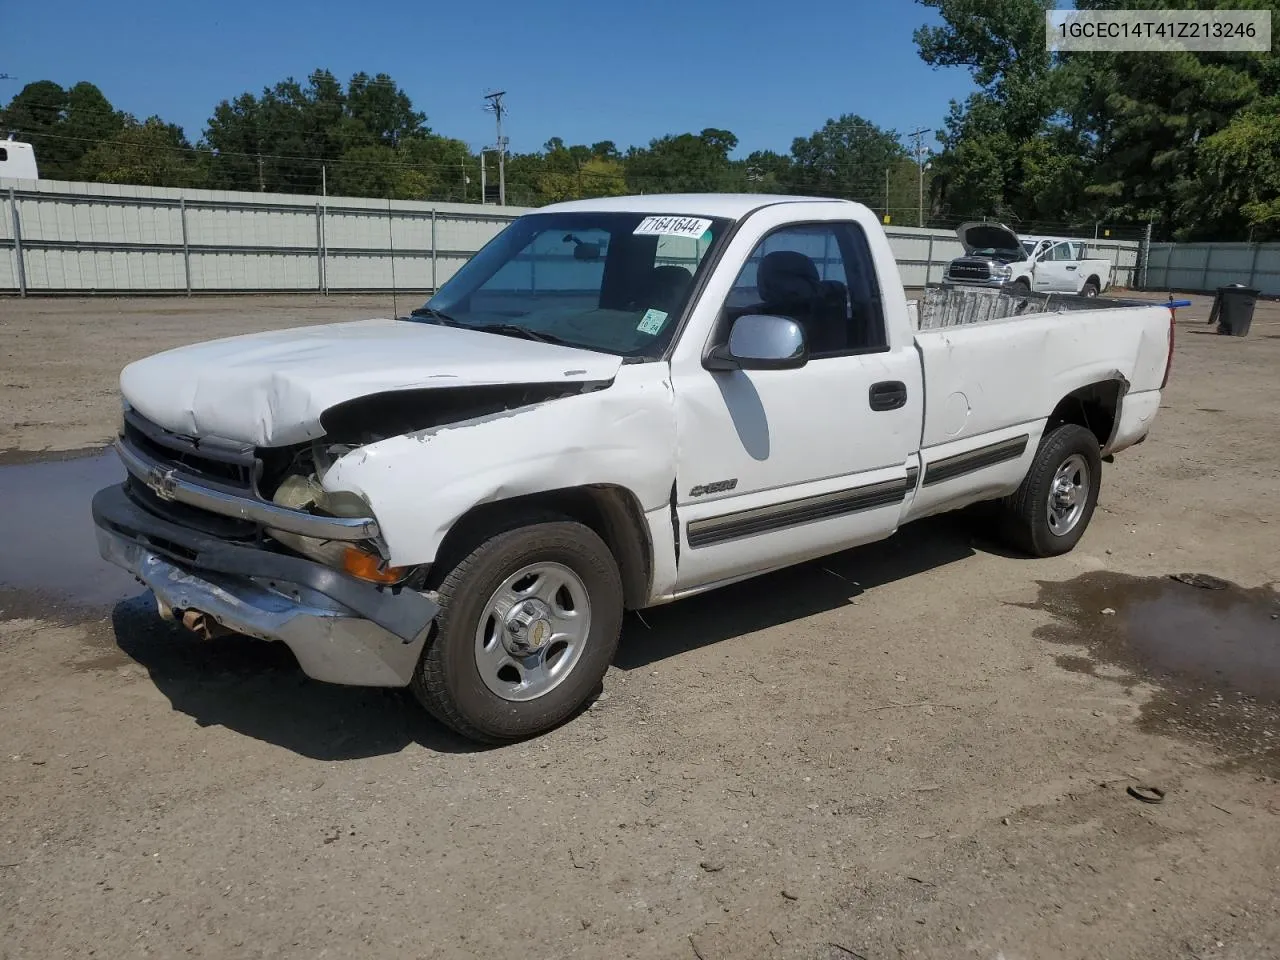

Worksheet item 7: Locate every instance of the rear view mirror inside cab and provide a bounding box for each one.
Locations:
[564,234,603,260]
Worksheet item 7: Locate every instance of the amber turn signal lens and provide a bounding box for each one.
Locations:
[342,547,405,584]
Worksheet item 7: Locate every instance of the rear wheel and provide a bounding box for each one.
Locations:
[410,519,623,743]
[1082,279,1100,297]
[1000,424,1102,557]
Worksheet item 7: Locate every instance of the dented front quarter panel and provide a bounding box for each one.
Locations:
[321,363,678,567]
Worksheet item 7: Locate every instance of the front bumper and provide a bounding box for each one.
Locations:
[92,484,438,687]
[940,276,1013,289]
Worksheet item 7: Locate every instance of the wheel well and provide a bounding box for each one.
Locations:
[1048,381,1122,447]
[1085,275,1101,288]
[428,486,653,609]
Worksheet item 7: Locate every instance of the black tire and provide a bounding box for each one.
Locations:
[1082,279,1100,297]
[410,519,623,743]
[1000,424,1102,557]
[1009,279,1031,297]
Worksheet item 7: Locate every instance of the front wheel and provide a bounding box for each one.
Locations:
[999,424,1102,557]
[410,519,623,743]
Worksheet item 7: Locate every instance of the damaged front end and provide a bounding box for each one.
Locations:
[91,379,609,686]
[261,443,418,587]
[260,379,607,580]
[91,407,439,687]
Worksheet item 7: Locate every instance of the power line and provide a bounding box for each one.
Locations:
[6,126,948,194]
[5,97,940,188]
[0,124,1019,205]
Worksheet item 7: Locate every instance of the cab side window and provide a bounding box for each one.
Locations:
[723,222,887,357]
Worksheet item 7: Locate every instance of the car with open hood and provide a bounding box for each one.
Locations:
[943,221,1114,297]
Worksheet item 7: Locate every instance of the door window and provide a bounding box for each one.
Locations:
[722,222,887,357]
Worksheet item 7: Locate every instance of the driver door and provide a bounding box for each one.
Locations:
[668,204,923,591]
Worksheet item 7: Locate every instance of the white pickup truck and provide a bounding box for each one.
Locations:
[92,194,1175,743]
[943,222,1114,297]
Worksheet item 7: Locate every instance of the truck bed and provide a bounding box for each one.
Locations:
[908,285,1154,330]
[900,286,1173,522]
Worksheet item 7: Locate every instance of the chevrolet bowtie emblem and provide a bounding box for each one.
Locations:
[146,466,179,501]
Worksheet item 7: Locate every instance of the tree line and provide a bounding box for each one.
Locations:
[0,72,934,224]
[1,0,1276,240]
[917,0,1279,240]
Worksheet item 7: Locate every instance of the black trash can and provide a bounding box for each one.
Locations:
[1207,283,1260,336]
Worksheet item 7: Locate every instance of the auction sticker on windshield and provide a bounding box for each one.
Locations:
[637,308,668,335]
[633,216,712,239]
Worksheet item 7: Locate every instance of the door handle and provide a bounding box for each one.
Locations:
[869,380,907,411]
[1066,265,1077,271]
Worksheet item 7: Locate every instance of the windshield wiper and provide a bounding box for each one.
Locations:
[407,305,461,326]
[408,310,572,347]
[471,323,572,347]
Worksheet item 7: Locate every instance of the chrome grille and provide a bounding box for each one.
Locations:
[122,410,258,493]
[947,259,992,281]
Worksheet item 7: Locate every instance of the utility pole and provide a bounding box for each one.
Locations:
[483,90,508,206]
[884,167,890,221]
[908,126,929,227]
[479,148,489,205]
[1139,221,1153,289]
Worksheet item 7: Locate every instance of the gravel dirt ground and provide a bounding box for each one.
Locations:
[1,292,1278,960]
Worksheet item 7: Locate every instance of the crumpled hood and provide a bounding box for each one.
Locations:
[120,318,624,447]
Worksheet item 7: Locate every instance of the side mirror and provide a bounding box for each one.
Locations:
[705,314,807,371]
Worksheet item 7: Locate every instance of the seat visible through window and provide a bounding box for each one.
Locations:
[753,250,849,354]
[722,222,887,357]
[643,264,694,314]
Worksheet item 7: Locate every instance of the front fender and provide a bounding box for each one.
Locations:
[322,364,677,566]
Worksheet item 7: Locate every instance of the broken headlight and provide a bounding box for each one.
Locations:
[266,460,413,585]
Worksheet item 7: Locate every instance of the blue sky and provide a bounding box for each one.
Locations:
[2,0,973,156]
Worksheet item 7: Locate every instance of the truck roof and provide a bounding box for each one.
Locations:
[536,193,858,219]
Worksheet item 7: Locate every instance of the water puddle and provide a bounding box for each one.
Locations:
[0,445,108,467]
[0,451,140,614]
[1026,572,1280,775]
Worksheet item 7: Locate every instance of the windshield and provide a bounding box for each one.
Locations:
[971,246,1026,263]
[414,211,731,358]
[1021,240,1039,256]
